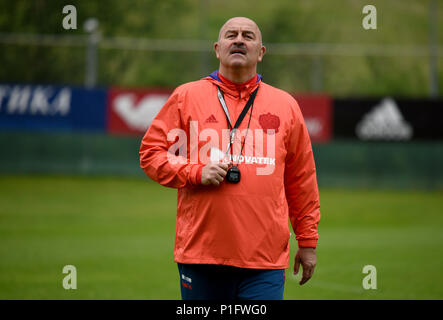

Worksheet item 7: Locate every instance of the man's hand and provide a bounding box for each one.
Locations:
[293,247,317,285]
[201,161,231,186]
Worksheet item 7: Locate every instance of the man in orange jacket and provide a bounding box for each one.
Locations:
[139,17,320,300]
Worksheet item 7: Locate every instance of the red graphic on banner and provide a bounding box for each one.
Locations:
[107,87,332,143]
[107,87,172,135]
[292,94,332,143]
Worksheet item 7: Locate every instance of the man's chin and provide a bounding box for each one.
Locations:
[227,60,248,68]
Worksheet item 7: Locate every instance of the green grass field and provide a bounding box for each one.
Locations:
[0,175,442,299]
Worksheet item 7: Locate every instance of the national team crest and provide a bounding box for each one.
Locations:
[259,112,280,134]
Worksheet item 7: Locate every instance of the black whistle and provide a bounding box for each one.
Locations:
[226,165,241,183]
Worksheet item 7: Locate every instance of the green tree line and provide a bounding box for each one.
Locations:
[0,0,441,96]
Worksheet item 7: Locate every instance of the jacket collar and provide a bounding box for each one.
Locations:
[205,70,262,99]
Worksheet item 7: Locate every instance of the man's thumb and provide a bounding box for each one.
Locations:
[293,254,300,275]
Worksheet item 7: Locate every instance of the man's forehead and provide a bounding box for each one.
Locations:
[219,17,261,38]
[223,21,257,32]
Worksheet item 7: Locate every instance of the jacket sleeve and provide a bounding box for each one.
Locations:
[284,100,321,248]
[139,88,203,189]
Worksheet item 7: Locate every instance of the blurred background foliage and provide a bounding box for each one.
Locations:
[0,0,441,96]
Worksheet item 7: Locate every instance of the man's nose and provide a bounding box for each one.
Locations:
[233,34,245,44]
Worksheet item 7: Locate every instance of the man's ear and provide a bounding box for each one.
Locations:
[258,45,266,62]
[214,42,220,59]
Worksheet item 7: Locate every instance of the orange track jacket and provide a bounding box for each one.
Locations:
[140,72,320,269]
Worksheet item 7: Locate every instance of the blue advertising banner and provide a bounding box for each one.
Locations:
[0,84,107,132]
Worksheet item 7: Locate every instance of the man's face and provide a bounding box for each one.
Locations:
[214,18,265,70]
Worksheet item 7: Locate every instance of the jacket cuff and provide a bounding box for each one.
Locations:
[189,164,204,186]
[298,239,317,248]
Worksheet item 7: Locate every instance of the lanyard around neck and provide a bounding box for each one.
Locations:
[216,85,259,131]
[216,85,259,159]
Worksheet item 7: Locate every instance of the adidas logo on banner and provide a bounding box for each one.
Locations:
[356,98,413,141]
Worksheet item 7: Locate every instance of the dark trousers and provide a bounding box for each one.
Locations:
[177,263,285,300]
